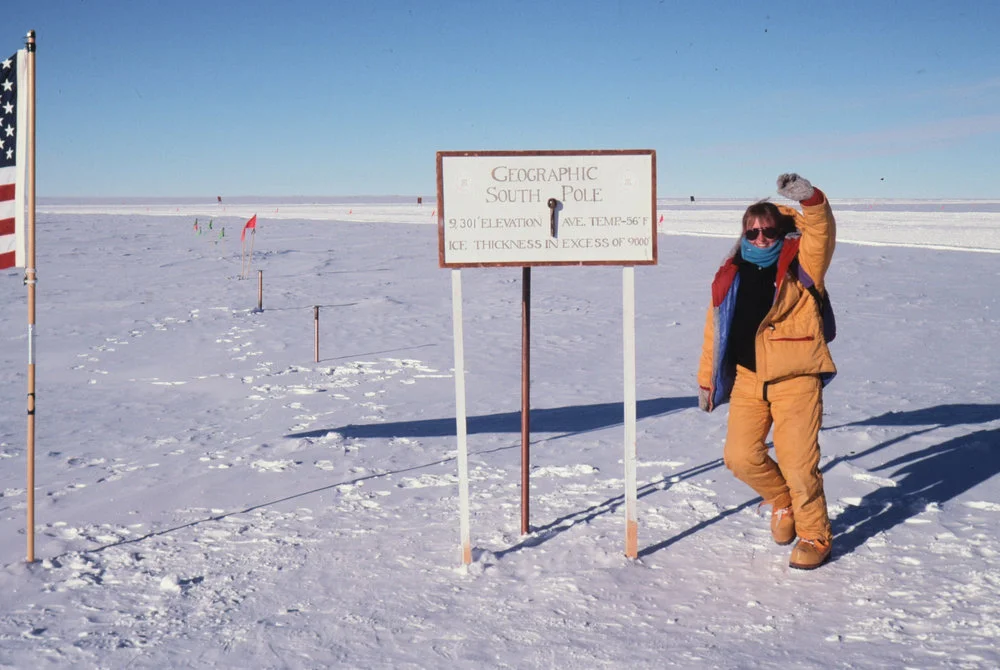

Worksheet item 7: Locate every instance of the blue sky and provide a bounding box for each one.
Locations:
[5,1,999,198]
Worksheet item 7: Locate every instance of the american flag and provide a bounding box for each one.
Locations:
[1,50,25,270]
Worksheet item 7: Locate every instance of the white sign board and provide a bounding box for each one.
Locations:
[437,150,657,267]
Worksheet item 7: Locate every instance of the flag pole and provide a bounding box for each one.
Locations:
[24,29,37,563]
[246,229,256,278]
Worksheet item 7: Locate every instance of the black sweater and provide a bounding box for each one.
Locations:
[727,256,777,372]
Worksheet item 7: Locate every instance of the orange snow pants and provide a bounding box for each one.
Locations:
[723,365,832,543]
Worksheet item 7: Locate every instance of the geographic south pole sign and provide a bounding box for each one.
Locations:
[439,149,656,565]
[437,150,656,267]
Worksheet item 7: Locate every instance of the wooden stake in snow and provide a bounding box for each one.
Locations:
[314,306,320,363]
[256,270,263,312]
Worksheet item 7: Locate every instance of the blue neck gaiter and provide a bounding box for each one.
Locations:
[740,237,783,268]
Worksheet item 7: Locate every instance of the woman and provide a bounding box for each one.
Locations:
[697,173,837,570]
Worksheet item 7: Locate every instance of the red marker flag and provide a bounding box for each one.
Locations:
[240,214,257,242]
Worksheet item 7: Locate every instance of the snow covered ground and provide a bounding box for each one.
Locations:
[0,197,998,668]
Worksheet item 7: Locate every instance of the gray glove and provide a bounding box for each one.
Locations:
[777,173,815,201]
[698,387,712,413]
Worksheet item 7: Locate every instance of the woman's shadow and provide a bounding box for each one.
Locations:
[827,404,1000,557]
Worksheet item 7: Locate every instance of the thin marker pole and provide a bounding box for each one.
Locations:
[520,267,531,535]
[246,230,256,277]
[313,306,320,363]
[622,267,638,559]
[452,270,472,565]
[25,30,37,563]
[257,270,263,311]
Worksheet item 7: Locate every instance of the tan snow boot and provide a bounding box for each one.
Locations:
[789,538,832,570]
[770,506,795,546]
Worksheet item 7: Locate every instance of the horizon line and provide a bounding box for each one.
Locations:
[35,195,1000,203]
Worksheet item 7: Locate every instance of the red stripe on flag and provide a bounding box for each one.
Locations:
[0,218,14,236]
[0,183,15,201]
[0,250,14,270]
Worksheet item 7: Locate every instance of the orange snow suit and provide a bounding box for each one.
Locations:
[697,192,837,542]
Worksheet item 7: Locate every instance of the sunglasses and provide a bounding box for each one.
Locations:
[745,227,780,241]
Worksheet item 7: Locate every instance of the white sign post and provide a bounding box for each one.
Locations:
[451,270,473,565]
[439,150,655,563]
